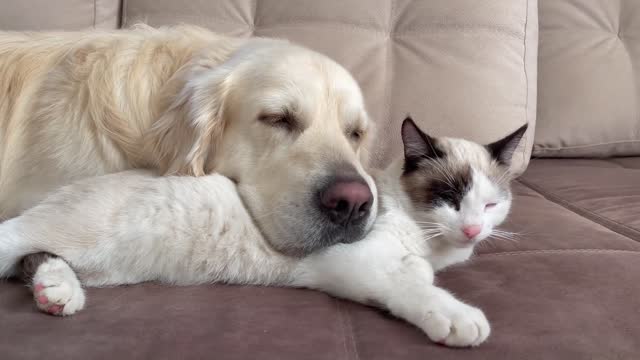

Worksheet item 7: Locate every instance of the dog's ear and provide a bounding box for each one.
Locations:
[144,63,232,176]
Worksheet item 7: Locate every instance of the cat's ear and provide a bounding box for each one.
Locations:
[401,116,443,172]
[486,123,528,166]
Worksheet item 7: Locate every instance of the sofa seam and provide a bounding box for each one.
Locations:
[335,298,349,360]
[474,248,640,258]
[394,25,523,38]
[334,298,360,360]
[251,0,258,33]
[618,2,640,145]
[112,13,524,39]
[517,179,640,242]
[608,158,640,169]
[122,0,128,27]
[522,0,531,171]
[259,22,523,39]
[533,139,640,151]
[122,12,251,28]
[378,0,394,167]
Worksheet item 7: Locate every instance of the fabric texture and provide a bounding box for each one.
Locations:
[520,158,640,240]
[0,0,120,31]
[123,0,538,174]
[535,0,640,157]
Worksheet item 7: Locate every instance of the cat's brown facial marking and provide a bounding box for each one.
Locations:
[19,252,58,283]
[400,118,476,211]
[402,159,473,211]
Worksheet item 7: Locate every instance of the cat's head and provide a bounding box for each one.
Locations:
[400,117,527,248]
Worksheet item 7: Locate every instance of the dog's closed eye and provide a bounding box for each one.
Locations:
[258,111,297,132]
[349,129,363,142]
[345,124,365,143]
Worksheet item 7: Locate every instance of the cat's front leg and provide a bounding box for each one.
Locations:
[20,252,86,316]
[391,255,490,346]
[294,237,490,347]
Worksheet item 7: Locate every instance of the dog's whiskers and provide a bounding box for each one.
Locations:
[253,205,288,220]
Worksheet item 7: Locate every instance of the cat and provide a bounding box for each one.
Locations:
[0,117,526,347]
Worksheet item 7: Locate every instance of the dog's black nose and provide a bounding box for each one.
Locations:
[320,180,373,226]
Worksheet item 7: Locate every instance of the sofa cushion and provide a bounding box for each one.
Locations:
[481,182,640,253]
[3,253,639,359]
[0,0,120,31]
[351,251,640,359]
[123,0,538,173]
[535,0,640,157]
[520,158,640,241]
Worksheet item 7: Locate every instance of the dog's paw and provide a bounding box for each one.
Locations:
[420,300,490,347]
[32,258,85,316]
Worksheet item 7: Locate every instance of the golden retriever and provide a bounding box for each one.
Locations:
[0,25,377,255]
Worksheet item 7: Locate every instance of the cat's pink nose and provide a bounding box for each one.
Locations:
[462,224,482,240]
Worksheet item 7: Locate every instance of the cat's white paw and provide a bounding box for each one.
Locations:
[31,258,85,316]
[420,300,490,347]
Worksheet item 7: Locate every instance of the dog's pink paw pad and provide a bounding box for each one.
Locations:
[47,305,63,315]
[34,283,45,292]
[37,295,49,305]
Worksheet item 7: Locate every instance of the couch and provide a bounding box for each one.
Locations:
[1,0,638,359]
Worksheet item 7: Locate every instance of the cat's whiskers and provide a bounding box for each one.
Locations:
[492,229,521,239]
[414,222,443,228]
[420,231,443,242]
[430,160,456,188]
[476,239,500,250]
[418,228,443,233]
[417,227,441,234]
[495,169,512,186]
[415,221,452,233]
[414,221,447,243]
[486,229,521,243]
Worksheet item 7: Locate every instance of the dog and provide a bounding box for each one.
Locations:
[0,25,377,255]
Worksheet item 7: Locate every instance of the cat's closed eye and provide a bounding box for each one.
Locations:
[485,203,497,210]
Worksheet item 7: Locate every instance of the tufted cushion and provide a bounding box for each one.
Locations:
[0,0,120,31]
[123,0,538,173]
[535,0,640,158]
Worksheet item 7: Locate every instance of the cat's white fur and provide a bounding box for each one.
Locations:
[0,123,523,347]
[0,166,496,347]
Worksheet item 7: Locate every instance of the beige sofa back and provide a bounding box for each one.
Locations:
[1,0,537,173]
[124,0,538,172]
[535,0,640,157]
[0,0,120,31]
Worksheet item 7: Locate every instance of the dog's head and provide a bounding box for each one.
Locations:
[146,38,377,256]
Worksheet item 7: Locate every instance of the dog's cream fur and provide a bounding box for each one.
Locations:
[0,25,376,253]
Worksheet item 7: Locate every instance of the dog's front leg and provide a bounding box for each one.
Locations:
[293,236,490,347]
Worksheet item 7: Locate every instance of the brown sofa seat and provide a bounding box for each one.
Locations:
[2,159,639,359]
[520,158,640,241]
